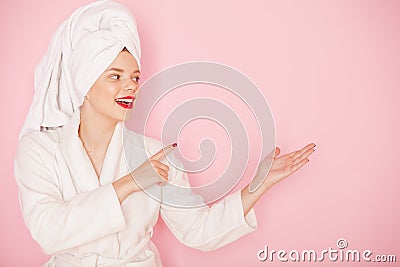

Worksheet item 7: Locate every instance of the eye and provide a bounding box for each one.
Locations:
[132,76,140,83]
[110,74,120,80]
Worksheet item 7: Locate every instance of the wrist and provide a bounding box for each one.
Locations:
[124,173,140,193]
[246,178,271,196]
[260,179,273,193]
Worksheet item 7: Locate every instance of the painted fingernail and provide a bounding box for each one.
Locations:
[173,143,177,147]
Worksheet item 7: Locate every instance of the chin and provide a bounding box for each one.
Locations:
[120,110,133,121]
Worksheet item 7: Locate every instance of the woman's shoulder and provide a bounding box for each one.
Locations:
[16,129,60,158]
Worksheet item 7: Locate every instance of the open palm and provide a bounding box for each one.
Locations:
[264,143,316,187]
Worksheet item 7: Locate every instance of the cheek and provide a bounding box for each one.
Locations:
[91,82,120,104]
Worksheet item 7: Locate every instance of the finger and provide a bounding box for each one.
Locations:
[150,160,170,172]
[156,167,169,180]
[156,170,169,183]
[151,143,177,161]
[274,147,281,158]
[286,143,316,158]
[293,148,315,165]
[288,158,309,174]
[297,143,316,157]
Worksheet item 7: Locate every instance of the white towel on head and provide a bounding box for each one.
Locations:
[19,0,141,140]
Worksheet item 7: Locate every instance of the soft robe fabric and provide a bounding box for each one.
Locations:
[19,0,141,140]
[14,108,258,267]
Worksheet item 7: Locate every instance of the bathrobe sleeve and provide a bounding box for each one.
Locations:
[159,152,258,252]
[14,133,126,255]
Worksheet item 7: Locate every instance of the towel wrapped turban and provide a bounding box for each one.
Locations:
[19,0,141,139]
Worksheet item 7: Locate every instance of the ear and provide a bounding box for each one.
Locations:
[85,90,91,100]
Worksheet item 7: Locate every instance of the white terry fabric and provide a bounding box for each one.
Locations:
[19,0,141,140]
[14,108,258,267]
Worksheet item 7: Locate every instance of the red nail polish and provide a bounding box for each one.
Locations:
[173,143,177,147]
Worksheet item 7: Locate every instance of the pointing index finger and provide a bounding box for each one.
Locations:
[151,143,177,161]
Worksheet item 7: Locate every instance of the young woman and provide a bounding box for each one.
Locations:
[15,1,315,266]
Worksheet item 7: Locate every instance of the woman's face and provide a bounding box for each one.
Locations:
[84,50,140,122]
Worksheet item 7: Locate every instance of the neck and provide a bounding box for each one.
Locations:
[79,104,117,149]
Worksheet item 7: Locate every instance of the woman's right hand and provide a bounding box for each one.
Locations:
[113,143,177,204]
[130,143,177,190]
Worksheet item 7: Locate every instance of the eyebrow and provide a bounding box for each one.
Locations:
[106,67,140,74]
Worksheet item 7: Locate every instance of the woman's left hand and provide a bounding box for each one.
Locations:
[241,143,315,215]
[262,143,316,190]
[241,143,316,216]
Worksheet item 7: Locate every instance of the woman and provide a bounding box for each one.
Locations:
[15,1,315,266]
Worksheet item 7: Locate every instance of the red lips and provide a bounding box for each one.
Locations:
[115,96,135,109]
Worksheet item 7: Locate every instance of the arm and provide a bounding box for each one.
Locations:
[14,136,127,255]
[159,153,257,252]
[160,143,316,251]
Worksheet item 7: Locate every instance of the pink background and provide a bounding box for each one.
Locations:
[1,0,399,266]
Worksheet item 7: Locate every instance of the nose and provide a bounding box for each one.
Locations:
[123,79,139,92]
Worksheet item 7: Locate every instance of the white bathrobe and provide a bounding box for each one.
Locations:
[14,108,257,267]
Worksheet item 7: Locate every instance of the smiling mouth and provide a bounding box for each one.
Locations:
[115,96,135,109]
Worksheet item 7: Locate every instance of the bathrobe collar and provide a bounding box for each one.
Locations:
[60,108,128,192]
